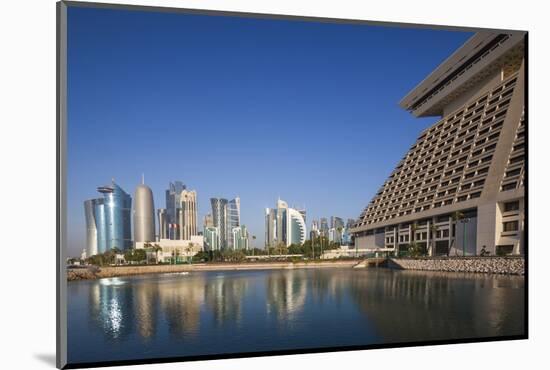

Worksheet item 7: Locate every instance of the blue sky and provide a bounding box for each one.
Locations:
[66,6,473,255]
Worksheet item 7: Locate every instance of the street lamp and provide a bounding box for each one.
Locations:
[460,217,470,256]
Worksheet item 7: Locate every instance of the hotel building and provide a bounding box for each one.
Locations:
[265,199,307,247]
[351,32,526,256]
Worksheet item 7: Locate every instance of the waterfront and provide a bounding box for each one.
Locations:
[67,268,525,365]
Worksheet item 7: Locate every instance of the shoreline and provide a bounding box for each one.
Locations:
[67,260,360,281]
[67,256,525,281]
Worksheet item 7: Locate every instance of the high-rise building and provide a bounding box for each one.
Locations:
[265,199,307,247]
[203,213,214,228]
[320,218,329,236]
[265,208,277,248]
[232,225,249,250]
[133,179,155,245]
[226,197,241,249]
[179,189,198,240]
[331,216,344,230]
[351,32,525,256]
[157,208,167,240]
[204,226,220,251]
[165,181,186,239]
[94,180,132,251]
[84,198,104,256]
[210,198,228,248]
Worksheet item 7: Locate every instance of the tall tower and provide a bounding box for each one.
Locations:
[165,180,186,239]
[133,178,155,245]
[96,181,132,251]
[265,199,307,247]
[157,208,167,240]
[226,197,241,249]
[83,198,103,256]
[179,189,198,240]
[210,198,228,248]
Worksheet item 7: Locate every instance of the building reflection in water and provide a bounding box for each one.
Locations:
[82,269,524,348]
[344,270,524,342]
[157,275,206,338]
[266,270,307,319]
[88,278,134,341]
[204,274,249,326]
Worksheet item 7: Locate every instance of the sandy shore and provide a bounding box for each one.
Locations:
[67,260,361,281]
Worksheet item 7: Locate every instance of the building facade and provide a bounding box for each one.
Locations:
[232,225,249,250]
[204,226,220,251]
[165,180,186,239]
[157,208,167,240]
[210,198,228,249]
[179,189,198,240]
[226,197,241,249]
[351,32,526,256]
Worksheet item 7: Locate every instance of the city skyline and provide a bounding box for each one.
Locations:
[66,6,473,256]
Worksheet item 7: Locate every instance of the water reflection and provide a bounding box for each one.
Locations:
[266,270,307,319]
[69,269,524,363]
[204,274,249,326]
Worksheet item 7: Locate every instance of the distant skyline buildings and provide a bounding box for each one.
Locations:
[265,199,307,247]
[81,177,355,256]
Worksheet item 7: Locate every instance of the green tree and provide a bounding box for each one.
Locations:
[134,249,147,264]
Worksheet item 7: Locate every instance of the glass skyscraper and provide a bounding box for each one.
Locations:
[165,180,186,239]
[226,197,241,249]
[210,197,228,249]
[97,181,132,251]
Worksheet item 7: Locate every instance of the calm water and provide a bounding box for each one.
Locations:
[67,268,525,364]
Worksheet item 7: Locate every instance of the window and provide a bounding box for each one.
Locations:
[503,221,519,232]
[442,229,449,238]
[504,201,520,212]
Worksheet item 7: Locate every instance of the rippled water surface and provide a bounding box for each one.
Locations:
[67,268,525,364]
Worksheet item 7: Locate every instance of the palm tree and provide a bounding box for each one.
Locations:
[450,211,465,256]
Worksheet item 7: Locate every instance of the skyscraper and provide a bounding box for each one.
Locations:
[265,208,277,248]
[265,199,307,247]
[179,189,198,240]
[84,198,104,256]
[210,198,228,248]
[133,179,155,245]
[93,180,132,251]
[319,218,329,237]
[232,225,249,250]
[351,32,525,256]
[157,208,167,240]
[204,226,220,251]
[226,197,241,249]
[165,180,186,239]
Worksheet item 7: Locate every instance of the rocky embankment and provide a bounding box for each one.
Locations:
[388,256,524,275]
[67,260,360,281]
